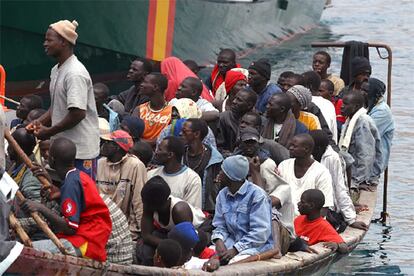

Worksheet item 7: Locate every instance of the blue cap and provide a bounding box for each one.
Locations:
[221,155,249,181]
[168,222,199,251]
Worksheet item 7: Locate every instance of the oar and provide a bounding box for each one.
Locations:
[4,130,67,254]
[0,95,20,106]
[229,248,280,265]
[9,211,32,247]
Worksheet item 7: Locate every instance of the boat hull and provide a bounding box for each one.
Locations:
[0,0,325,98]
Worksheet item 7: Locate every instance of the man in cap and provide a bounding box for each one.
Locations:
[248,59,282,114]
[214,70,247,112]
[27,20,100,180]
[339,56,372,97]
[96,130,147,241]
[212,155,274,264]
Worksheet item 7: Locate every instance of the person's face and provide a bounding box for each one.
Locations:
[176,78,194,99]
[312,54,329,74]
[240,139,260,158]
[240,114,258,130]
[39,141,50,162]
[100,140,118,158]
[354,71,371,86]
[43,28,65,57]
[318,82,332,101]
[16,98,31,120]
[127,60,147,82]
[216,170,231,188]
[94,88,108,107]
[217,53,235,76]
[265,96,284,119]
[140,75,156,96]
[286,92,301,114]
[181,121,196,144]
[341,94,358,117]
[153,139,171,165]
[248,68,266,88]
[298,194,313,215]
[229,79,247,95]
[288,136,307,158]
[277,76,290,93]
[231,91,251,114]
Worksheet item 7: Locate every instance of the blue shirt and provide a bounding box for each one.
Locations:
[255,83,282,114]
[212,180,274,255]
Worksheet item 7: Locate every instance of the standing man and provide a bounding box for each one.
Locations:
[111,58,152,113]
[206,49,239,96]
[27,20,100,179]
[248,59,282,114]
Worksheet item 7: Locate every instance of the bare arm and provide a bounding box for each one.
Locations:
[141,208,159,247]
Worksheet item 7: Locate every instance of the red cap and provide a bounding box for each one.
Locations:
[101,130,133,152]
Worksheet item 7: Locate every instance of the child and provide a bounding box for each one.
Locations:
[294,189,348,253]
[153,239,182,268]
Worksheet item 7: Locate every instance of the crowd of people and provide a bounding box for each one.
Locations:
[0,19,395,271]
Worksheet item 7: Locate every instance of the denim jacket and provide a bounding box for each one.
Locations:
[212,180,274,255]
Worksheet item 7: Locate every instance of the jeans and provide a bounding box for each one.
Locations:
[32,239,82,257]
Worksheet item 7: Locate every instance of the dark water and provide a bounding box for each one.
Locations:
[238,0,413,274]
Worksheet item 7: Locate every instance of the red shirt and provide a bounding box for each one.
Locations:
[57,169,112,262]
[332,98,346,124]
[210,64,241,95]
[294,215,344,245]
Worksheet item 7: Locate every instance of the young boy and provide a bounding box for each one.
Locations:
[294,189,348,253]
[153,239,182,268]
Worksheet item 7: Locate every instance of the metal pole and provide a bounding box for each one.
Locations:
[311,41,392,222]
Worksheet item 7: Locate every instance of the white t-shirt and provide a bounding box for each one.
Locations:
[49,55,100,159]
[147,165,202,208]
[259,158,295,234]
[196,98,219,112]
[278,158,334,216]
[312,96,338,143]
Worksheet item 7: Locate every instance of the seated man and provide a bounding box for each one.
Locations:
[295,189,348,253]
[11,95,43,129]
[138,176,208,266]
[181,119,223,213]
[130,141,154,168]
[213,70,247,112]
[153,239,182,268]
[97,130,147,241]
[239,112,289,165]
[212,155,274,264]
[262,93,308,148]
[236,127,294,255]
[310,130,368,232]
[339,91,382,190]
[218,88,257,153]
[149,136,202,208]
[170,77,219,122]
[20,138,111,262]
[278,134,334,217]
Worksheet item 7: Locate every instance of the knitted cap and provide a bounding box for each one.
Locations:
[287,85,312,110]
[50,20,79,45]
[248,59,271,80]
[168,222,199,251]
[351,56,371,77]
[221,155,249,181]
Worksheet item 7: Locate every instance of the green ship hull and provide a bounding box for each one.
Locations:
[0,0,325,98]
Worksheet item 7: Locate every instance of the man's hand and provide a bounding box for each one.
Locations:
[25,120,40,133]
[202,257,220,272]
[33,125,53,140]
[323,242,339,251]
[31,164,52,183]
[350,220,369,231]
[20,199,44,214]
[219,248,238,264]
[248,156,261,174]
[214,239,227,255]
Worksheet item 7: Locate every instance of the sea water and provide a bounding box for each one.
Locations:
[236,0,413,274]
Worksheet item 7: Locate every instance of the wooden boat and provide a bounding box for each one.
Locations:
[5,189,377,276]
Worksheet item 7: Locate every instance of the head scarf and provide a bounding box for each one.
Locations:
[171,98,202,119]
[367,77,386,112]
[225,70,247,93]
[287,85,312,110]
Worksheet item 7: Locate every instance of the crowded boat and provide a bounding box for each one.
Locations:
[0,19,394,274]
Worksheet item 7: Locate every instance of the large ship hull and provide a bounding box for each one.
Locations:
[0,0,325,98]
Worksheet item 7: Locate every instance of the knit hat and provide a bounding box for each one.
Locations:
[121,115,145,140]
[351,56,371,77]
[240,126,260,142]
[221,155,249,181]
[49,20,79,45]
[101,130,134,152]
[168,222,200,251]
[171,98,202,119]
[248,59,271,80]
[287,85,312,110]
[225,70,247,93]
